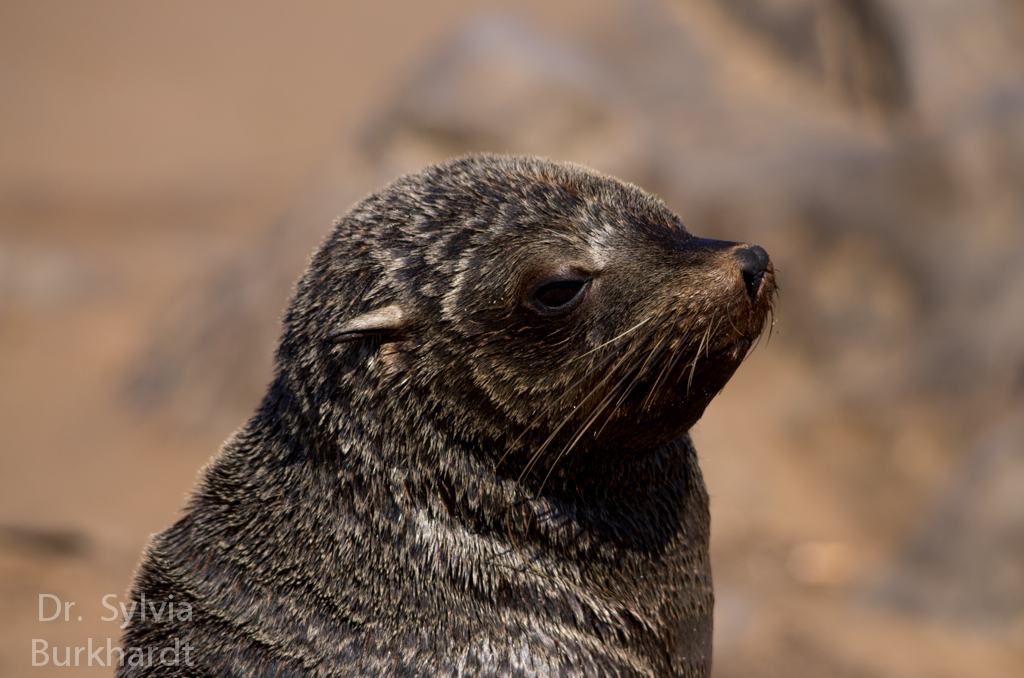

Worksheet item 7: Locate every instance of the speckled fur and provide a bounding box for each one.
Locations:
[119,155,775,677]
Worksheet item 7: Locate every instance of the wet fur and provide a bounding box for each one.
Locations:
[119,156,775,677]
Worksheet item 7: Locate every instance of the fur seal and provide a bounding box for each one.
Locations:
[119,155,775,677]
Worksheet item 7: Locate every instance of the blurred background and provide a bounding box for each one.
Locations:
[2,0,1023,675]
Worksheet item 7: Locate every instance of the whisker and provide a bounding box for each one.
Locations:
[668,315,703,387]
[498,309,690,587]
[536,384,622,497]
[493,316,668,472]
[500,317,672,578]
[505,314,678,552]
[641,313,691,411]
[707,313,724,360]
[632,314,678,386]
[570,317,651,362]
[515,315,670,479]
[537,328,673,497]
[607,322,676,413]
[630,336,674,413]
[596,350,661,441]
[687,309,716,393]
[723,299,743,336]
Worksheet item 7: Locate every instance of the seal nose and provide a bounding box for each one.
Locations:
[735,245,769,303]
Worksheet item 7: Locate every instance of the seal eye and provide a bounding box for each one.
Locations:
[529,276,589,313]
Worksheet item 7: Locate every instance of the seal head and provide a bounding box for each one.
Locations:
[120,155,775,678]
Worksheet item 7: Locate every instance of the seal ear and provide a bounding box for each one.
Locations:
[326,305,405,343]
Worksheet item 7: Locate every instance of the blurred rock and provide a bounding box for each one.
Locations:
[361,14,652,182]
[712,587,756,655]
[787,540,860,586]
[871,411,1024,626]
[715,0,909,120]
[0,525,90,559]
[0,242,97,311]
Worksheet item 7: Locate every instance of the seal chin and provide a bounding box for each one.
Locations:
[664,339,750,433]
[706,337,753,363]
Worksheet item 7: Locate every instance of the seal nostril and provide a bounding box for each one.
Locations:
[736,245,769,303]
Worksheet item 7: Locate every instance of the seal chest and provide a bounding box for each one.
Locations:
[121,155,775,677]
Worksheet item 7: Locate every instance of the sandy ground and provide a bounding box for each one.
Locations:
[2,1,1023,677]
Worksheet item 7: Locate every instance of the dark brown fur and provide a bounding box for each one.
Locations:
[119,155,775,677]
